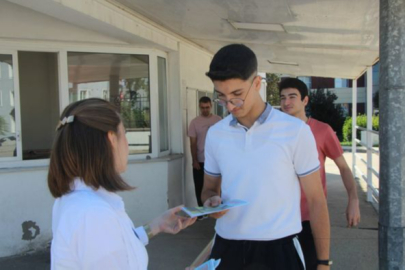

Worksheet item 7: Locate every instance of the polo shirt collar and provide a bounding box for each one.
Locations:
[229,103,272,127]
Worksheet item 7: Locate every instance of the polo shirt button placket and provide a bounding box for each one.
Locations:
[246,129,253,149]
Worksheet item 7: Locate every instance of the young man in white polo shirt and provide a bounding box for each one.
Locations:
[201,44,331,269]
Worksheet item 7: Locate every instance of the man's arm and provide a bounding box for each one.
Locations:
[334,155,361,227]
[300,170,330,269]
[202,173,227,219]
[189,137,200,170]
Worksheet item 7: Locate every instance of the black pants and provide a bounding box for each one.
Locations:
[297,221,317,270]
[192,162,204,207]
[210,234,305,270]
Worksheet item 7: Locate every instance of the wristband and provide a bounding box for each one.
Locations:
[317,260,333,266]
[143,224,154,240]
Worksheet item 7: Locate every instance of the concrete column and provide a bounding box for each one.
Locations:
[352,80,357,178]
[379,0,405,269]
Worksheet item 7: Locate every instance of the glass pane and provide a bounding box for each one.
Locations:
[68,52,151,154]
[0,55,17,158]
[19,52,60,160]
[158,57,169,152]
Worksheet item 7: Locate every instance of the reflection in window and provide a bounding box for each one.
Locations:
[102,90,109,101]
[0,55,16,158]
[79,90,88,100]
[19,51,60,160]
[68,52,151,154]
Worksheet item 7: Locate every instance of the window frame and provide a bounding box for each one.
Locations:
[0,43,171,169]
[155,52,170,157]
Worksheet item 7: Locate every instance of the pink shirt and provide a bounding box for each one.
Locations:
[188,114,222,162]
[301,118,343,221]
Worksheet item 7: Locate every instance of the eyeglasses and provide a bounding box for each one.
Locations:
[214,76,256,108]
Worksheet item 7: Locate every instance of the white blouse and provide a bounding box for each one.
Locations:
[51,178,149,270]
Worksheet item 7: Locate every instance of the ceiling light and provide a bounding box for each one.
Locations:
[268,60,299,66]
[228,20,285,32]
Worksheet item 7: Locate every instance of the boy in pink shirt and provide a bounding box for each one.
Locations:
[279,78,360,270]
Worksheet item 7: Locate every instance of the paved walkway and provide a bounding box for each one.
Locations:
[0,153,379,269]
[326,153,378,270]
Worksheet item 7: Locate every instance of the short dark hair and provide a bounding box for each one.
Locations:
[278,77,309,101]
[206,44,257,81]
[199,96,211,104]
[48,98,133,198]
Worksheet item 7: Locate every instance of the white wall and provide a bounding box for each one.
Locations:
[0,168,53,257]
[179,43,213,207]
[0,159,178,257]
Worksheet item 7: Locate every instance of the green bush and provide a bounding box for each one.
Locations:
[342,117,352,142]
[342,114,379,142]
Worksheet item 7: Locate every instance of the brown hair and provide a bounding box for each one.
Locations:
[48,98,133,198]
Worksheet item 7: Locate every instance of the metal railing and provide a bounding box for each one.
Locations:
[352,126,380,211]
[351,67,380,211]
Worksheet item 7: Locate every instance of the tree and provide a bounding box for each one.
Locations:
[265,73,281,106]
[307,89,346,140]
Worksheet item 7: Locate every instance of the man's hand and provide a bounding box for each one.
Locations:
[346,198,361,227]
[334,155,361,228]
[193,160,201,170]
[204,196,228,219]
[317,265,331,270]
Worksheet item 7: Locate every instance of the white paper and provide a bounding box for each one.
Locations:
[179,200,248,218]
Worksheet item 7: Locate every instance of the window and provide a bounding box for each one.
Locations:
[8,65,12,79]
[103,90,109,101]
[18,51,60,160]
[79,90,89,100]
[157,57,169,152]
[9,90,14,107]
[0,48,170,166]
[372,63,379,87]
[298,76,312,90]
[335,78,349,88]
[0,55,17,158]
[68,52,151,154]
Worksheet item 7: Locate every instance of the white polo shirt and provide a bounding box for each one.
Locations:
[204,103,320,241]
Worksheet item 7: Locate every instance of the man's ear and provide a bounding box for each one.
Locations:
[303,96,309,106]
[254,76,262,91]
